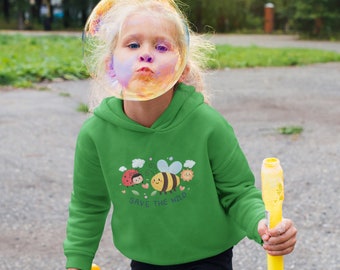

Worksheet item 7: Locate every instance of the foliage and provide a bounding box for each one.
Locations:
[181,0,340,38]
[0,34,88,87]
[293,0,340,39]
[271,0,296,32]
[62,0,100,28]
[182,0,266,32]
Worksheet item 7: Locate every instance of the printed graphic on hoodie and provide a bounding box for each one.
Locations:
[117,157,196,207]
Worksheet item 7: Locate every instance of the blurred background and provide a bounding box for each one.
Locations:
[1,0,340,40]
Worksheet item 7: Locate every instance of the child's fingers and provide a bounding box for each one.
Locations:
[265,246,295,256]
[258,219,271,242]
[268,218,292,237]
[268,221,297,245]
[262,218,297,256]
[257,219,268,235]
[263,236,297,255]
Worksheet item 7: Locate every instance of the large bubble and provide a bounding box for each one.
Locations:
[83,0,189,101]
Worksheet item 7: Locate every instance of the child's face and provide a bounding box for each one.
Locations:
[112,12,185,100]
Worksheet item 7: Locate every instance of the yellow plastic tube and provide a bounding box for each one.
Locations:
[91,263,101,270]
[261,157,284,270]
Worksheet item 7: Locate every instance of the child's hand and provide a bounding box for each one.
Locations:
[258,218,297,256]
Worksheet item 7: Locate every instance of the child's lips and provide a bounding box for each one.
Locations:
[137,67,154,74]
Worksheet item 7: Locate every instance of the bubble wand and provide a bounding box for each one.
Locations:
[261,157,284,270]
[91,263,101,270]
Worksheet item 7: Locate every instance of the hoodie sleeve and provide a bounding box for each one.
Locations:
[64,123,111,270]
[208,117,265,244]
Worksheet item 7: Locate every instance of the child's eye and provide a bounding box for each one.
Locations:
[155,44,168,52]
[128,42,140,49]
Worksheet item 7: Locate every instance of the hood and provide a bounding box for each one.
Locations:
[93,83,204,133]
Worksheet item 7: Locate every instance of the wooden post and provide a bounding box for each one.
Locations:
[264,3,275,33]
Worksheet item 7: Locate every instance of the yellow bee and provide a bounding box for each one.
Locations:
[151,172,180,194]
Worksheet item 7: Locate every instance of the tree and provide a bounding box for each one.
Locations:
[181,0,266,33]
[62,0,100,28]
[272,0,296,32]
[2,0,10,22]
[16,0,30,30]
[293,0,340,38]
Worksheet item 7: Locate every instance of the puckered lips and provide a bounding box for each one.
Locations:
[137,67,154,75]
[135,67,154,81]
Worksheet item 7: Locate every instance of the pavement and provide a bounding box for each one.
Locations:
[0,34,340,270]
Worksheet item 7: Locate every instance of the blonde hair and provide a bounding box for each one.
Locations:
[84,0,215,108]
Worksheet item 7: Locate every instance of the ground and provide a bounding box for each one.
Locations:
[0,34,339,269]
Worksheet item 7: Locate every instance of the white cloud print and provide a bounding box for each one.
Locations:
[132,159,145,168]
[184,160,196,168]
[119,166,127,172]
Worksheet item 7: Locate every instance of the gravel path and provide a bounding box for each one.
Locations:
[0,35,339,270]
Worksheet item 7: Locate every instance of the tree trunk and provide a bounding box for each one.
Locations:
[62,0,70,28]
[3,0,10,22]
[314,18,323,35]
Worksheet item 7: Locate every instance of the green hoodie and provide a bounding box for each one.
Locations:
[64,83,265,270]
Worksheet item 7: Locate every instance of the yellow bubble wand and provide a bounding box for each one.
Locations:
[91,263,101,270]
[261,157,284,270]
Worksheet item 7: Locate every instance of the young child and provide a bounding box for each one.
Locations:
[64,1,297,269]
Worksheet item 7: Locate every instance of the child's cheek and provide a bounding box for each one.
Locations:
[156,56,179,78]
[114,55,135,87]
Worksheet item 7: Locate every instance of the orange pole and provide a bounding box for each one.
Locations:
[264,3,275,33]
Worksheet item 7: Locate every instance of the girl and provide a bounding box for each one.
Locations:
[64,1,297,269]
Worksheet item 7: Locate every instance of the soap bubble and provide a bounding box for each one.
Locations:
[83,0,189,101]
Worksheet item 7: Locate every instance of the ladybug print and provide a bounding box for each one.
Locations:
[122,169,144,187]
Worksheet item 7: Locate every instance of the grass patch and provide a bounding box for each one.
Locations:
[0,34,88,87]
[208,45,340,69]
[277,126,304,135]
[1,34,340,87]
[77,103,89,113]
[59,92,71,97]
[37,86,50,91]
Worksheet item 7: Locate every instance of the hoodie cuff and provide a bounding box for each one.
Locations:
[66,254,93,270]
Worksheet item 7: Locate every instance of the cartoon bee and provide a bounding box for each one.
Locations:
[122,169,144,187]
[151,172,180,194]
[151,159,182,194]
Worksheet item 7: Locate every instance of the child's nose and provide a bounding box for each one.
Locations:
[139,53,153,63]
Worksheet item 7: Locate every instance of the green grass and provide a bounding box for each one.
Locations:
[277,126,304,135]
[77,103,89,113]
[0,34,88,87]
[59,92,71,97]
[1,34,340,87]
[208,44,340,69]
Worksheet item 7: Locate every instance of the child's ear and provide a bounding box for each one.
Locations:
[178,65,190,82]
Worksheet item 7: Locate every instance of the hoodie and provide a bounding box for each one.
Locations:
[64,83,265,270]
